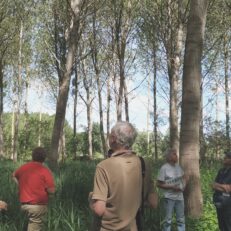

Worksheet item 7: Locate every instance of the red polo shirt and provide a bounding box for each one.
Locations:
[14,161,55,205]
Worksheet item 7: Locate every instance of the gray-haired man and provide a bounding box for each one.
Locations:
[157,149,187,231]
[89,121,157,230]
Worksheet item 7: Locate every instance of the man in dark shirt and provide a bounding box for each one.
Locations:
[212,152,231,231]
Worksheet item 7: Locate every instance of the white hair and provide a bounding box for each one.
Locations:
[111,121,137,148]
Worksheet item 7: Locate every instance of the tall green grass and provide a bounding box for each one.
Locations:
[0,159,221,231]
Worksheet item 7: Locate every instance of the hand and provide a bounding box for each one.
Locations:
[211,182,220,190]
[172,186,183,192]
[223,184,231,193]
[0,200,7,211]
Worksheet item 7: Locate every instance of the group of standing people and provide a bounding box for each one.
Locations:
[89,122,187,231]
[1,121,231,231]
[89,121,231,231]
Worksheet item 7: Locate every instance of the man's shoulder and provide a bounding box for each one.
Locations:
[160,163,169,170]
[97,158,114,168]
[175,163,183,170]
[18,161,32,169]
[97,154,139,168]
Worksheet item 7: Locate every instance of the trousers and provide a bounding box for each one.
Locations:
[216,207,231,231]
[162,198,185,231]
[21,204,48,231]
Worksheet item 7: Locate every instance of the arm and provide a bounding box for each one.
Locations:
[90,165,108,216]
[212,182,231,193]
[44,169,55,195]
[12,172,19,185]
[157,180,183,192]
[46,187,55,194]
[211,169,231,193]
[156,166,182,191]
[89,192,106,216]
[91,200,106,217]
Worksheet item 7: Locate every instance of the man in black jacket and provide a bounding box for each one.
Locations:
[212,152,231,231]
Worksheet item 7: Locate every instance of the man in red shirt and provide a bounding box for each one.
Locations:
[13,147,55,231]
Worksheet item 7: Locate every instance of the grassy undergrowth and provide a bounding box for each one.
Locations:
[0,159,221,231]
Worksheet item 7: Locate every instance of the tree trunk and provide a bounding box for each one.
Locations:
[224,33,230,150]
[49,0,83,170]
[73,63,78,159]
[24,66,29,150]
[106,74,111,143]
[215,81,220,159]
[199,83,206,160]
[11,90,20,162]
[0,60,4,158]
[12,20,23,162]
[153,48,158,160]
[114,0,132,122]
[87,97,93,158]
[91,10,108,157]
[124,80,129,122]
[81,58,93,159]
[96,72,107,156]
[180,0,208,218]
[83,75,93,158]
[147,74,150,157]
[58,132,66,162]
[117,61,125,121]
[167,0,184,155]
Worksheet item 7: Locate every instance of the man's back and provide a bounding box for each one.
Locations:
[92,151,142,230]
[14,161,54,204]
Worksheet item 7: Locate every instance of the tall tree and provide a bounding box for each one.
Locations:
[79,56,94,159]
[180,0,208,217]
[11,20,23,162]
[138,0,160,159]
[108,0,137,121]
[158,0,188,154]
[90,6,108,156]
[224,33,230,150]
[72,62,79,159]
[48,0,89,169]
[0,0,25,158]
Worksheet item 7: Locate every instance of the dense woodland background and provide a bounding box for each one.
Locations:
[0,0,231,230]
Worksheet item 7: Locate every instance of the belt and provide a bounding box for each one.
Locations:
[21,202,35,205]
[21,203,46,205]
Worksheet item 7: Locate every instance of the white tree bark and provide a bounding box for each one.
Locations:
[180,0,209,218]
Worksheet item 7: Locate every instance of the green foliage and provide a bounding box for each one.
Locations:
[2,112,74,160]
[185,161,220,231]
[91,123,103,155]
[2,112,105,161]
[66,122,103,159]
[133,132,150,156]
[133,132,167,159]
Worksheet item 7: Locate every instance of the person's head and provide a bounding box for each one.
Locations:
[32,147,47,163]
[223,152,231,166]
[165,148,178,164]
[109,121,137,150]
